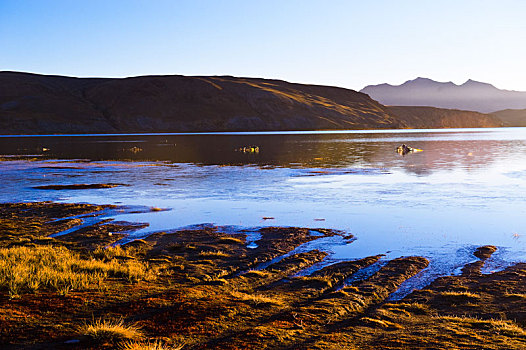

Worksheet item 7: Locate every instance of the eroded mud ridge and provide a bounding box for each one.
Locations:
[1,203,525,349]
[33,184,125,190]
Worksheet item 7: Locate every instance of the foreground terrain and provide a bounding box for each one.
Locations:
[1,202,525,349]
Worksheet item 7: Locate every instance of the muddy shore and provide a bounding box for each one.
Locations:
[1,202,525,349]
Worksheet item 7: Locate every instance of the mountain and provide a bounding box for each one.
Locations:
[0,71,403,134]
[490,109,526,127]
[361,77,526,113]
[0,72,502,134]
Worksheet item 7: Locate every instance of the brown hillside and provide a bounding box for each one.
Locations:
[491,109,526,127]
[0,72,504,134]
[387,106,503,129]
[0,72,402,134]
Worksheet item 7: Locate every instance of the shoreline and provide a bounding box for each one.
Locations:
[0,126,520,138]
[1,201,525,349]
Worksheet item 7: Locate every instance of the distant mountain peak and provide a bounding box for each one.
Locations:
[375,77,497,89]
[414,77,433,82]
[461,79,496,89]
[403,77,434,85]
[360,77,526,113]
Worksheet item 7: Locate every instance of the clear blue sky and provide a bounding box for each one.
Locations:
[1,0,526,91]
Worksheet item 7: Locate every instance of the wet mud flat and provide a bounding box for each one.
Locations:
[0,202,525,349]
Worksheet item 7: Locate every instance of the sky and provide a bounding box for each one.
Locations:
[1,0,526,91]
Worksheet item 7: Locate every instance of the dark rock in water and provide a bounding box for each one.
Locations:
[474,245,497,260]
[396,144,411,155]
[461,245,498,276]
[235,146,259,153]
[396,144,422,156]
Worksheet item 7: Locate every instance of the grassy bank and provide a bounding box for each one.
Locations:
[0,202,525,349]
[0,245,152,298]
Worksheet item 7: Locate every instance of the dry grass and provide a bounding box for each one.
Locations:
[383,302,429,315]
[440,290,481,300]
[230,291,284,306]
[291,275,333,289]
[504,293,526,299]
[242,269,270,278]
[80,318,143,342]
[198,250,231,258]
[121,339,185,350]
[490,320,526,337]
[361,317,402,330]
[5,202,526,349]
[93,245,132,260]
[435,316,526,337]
[0,245,154,298]
[218,236,244,245]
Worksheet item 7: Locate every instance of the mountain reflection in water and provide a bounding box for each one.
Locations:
[1,128,523,173]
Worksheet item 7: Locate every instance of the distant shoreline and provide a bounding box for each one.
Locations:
[0,126,519,138]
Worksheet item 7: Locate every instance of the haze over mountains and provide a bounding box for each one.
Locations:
[0,72,507,134]
[361,77,526,113]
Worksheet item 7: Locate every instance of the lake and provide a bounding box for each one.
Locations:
[1,128,526,295]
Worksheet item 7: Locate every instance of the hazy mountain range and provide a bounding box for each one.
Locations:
[0,72,509,134]
[361,77,526,113]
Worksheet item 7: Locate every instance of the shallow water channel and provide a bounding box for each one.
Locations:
[2,128,526,297]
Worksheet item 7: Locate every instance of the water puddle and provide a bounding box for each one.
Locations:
[48,205,155,238]
[343,261,387,287]
[46,207,523,300]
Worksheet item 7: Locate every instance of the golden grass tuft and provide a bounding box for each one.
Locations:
[121,339,185,350]
[230,291,284,306]
[218,236,244,245]
[292,275,333,289]
[94,245,132,260]
[242,269,269,278]
[197,250,231,258]
[383,302,429,315]
[207,278,228,285]
[439,290,481,301]
[81,318,143,342]
[376,307,411,319]
[490,319,526,337]
[504,292,526,299]
[361,317,402,330]
[435,316,526,336]
[0,245,154,298]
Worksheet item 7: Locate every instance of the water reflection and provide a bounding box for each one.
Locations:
[2,128,526,176]
[1,128,526,289]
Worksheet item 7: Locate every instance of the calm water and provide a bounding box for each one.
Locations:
[2,128,526,292]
